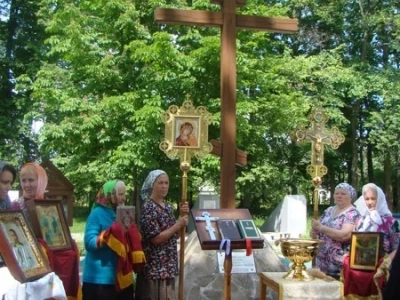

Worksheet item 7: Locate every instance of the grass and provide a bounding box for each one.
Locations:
[70,206,90,234]
[70,206,90,255]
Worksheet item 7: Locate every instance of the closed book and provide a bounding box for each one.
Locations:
[237,219,260,239]
[217,219,242,240]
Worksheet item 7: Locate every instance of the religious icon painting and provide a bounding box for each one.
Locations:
[25,199,73,251]
[116,205,136,230]
[173,116,201,148]
[159,99,213,161]
[0,210,51,283]
[350,232,384,271]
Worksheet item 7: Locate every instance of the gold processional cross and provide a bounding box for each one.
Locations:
[295,108,345,219]
[155,0,298,209]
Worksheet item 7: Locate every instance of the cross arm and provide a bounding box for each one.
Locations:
[210,140,247,166]
[155,8,222,27]
[155,8,298,34]
[237,15,298,33]
[211,0,246,6]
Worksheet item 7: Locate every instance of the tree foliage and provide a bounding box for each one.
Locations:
[2,0,400,213]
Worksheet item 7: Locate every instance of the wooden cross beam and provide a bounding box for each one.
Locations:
[210,139,247,167]
[155,0,298,209]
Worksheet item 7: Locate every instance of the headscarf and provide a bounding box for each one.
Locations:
[335,182,357,201]
[0,161,16,209]
[95,180,119,209]
[357,183,392,231]
[20,162,48,200]
[140,170,166,202]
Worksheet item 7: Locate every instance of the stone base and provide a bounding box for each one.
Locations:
[178,231,289,300]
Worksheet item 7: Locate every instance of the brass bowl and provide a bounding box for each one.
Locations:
[280,238,322,281]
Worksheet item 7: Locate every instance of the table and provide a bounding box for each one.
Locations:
[259,272,344,300]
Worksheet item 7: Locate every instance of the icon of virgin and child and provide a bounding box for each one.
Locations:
[175,120,198,147]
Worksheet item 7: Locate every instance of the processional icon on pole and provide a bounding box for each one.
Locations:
[295,107,345,220]
[159,96,213,300]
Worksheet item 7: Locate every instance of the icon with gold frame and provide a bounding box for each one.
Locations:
[350,232,384,271]
[160,99,212,161]
[0,210,51,282]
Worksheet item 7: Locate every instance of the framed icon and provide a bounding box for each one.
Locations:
[159,99,213,161]
[350,232,384,271]
[0,210,51,282]
[25,199,73,251]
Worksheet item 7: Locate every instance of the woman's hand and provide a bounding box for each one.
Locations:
[176,215,189,229]
[310,228,317,239]
[180,201,190,214]
[311,219,324,233]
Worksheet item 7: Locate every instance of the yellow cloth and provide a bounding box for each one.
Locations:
[344,295,380,300]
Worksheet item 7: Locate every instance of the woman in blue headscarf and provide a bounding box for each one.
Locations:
[311,182,361,278]
[136,170,189,300]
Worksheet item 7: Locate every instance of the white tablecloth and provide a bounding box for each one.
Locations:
[0,267,67,300]
[262,272,343,300]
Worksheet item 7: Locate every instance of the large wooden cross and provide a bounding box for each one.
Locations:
[155,0,298,209]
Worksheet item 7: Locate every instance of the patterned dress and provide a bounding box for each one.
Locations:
[315,206,360,276]
[136,199,178,300]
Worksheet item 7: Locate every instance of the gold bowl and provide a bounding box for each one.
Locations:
[280,238,322,281]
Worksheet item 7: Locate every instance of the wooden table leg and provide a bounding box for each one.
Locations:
[259,274,266,300]
[223,254,232,300]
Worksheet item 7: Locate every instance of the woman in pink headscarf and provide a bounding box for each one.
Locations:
[10,162,81,299]
[11,162,48,210]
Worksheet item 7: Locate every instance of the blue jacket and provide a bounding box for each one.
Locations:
[82,205,118,285]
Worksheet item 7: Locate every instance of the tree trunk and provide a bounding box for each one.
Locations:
[367,141,374,182]
[384,152,393,210]
[350,102,360,191]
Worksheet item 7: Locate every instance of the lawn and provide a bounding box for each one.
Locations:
[70,206,90,255]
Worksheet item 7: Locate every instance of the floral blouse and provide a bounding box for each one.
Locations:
[10,197,26,210]
[316,206,360,276]
[140,199,178,280]
[355,214,400,253]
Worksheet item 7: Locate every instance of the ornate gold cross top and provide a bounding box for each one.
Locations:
[295,108,345,178]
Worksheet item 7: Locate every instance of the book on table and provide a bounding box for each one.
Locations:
[217,219,242,240]
[237,219,260,239]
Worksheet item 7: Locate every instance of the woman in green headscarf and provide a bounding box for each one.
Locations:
[82,180,135,300]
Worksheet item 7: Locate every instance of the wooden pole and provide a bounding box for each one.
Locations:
[312,176,321,268]
[179,153,190,300]
[223,254,232,300]
[312,177,322,220]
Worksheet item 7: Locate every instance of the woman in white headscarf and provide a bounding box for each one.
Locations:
[135,170,189,300]
[355,183,399,254]
[342,183,400,299]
